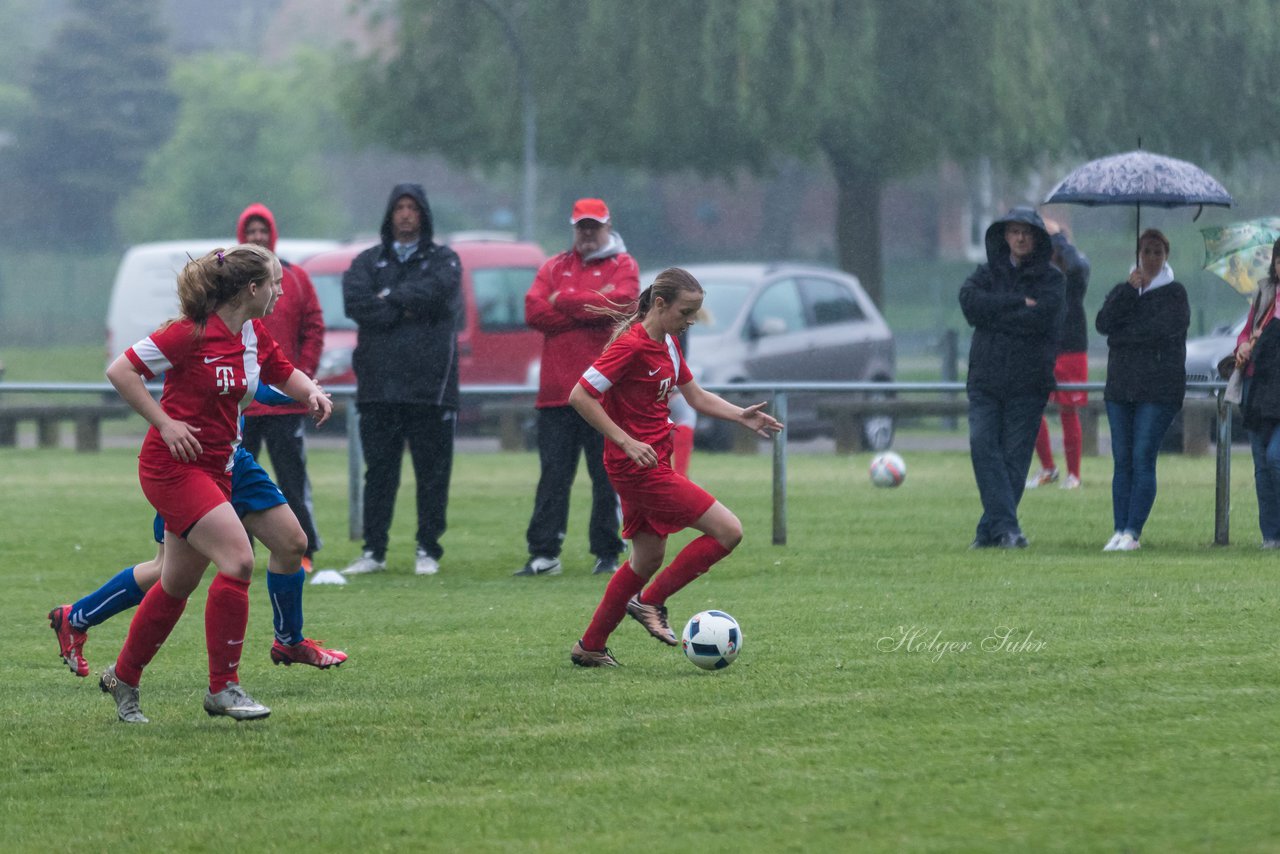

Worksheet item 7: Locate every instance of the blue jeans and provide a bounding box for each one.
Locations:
[1105,400,1181,538]
[1249,424,1280,542]
[968,389,1048,542]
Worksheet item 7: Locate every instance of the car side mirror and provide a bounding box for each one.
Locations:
[755,317,788,337]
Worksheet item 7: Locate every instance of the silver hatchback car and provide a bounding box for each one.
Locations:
[662,262,896,450]
[1175,311,1246,445]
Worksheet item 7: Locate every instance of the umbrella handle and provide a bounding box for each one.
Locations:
[1193,204,1205,222]
[1135,202,1140,264]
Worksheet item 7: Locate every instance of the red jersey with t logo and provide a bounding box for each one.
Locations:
[125,315,294,475]
[578,323,691,472]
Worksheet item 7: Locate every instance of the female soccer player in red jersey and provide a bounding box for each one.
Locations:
[100,244,332,722]
[567,267,783,666]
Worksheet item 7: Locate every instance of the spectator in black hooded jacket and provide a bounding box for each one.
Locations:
[340,183,463,578]
[959,206,1065,549]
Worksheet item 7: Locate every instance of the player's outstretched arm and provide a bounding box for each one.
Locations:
[680,379,783,438]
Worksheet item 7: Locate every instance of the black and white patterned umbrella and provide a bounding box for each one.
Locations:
[1043,150,1232,255]
[1044,150,1233,208]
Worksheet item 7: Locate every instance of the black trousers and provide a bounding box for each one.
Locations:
[240,413,322,557]
[525,406,622,560]
[357,402,455,560]
[967,388,1048,543]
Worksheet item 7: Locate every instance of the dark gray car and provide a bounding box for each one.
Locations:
[663,262,896,450]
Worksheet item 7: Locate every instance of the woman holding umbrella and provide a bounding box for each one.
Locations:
[1095,228,1190,552]
[1234,238,1280,548]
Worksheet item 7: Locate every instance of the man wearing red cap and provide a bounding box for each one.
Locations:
[515,198,640,577]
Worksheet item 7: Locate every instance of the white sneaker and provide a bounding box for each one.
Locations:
[513,555,562,577]
[1102,532,1125,551]
[1116,533,1140,551]
[1061,474,1081,490]
[415,549,440,576]
[1025,467,1059,489]
[341,551,386,576]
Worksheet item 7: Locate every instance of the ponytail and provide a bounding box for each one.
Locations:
[598,268,704,347]
[176,244,277,326]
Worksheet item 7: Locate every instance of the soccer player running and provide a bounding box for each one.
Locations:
[48,387,346,680]
[567,267,783,667]
[100,244,331,723]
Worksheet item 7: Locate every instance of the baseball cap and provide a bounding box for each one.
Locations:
[570,198,610,225]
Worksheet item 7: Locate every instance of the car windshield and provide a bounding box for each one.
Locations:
[311,273,356,330]
[689,276,754,337]
[473,266,538,331]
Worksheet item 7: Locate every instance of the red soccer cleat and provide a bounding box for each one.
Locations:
[48,605,89,677]
[270,638,347,669]
[300,555,313,574]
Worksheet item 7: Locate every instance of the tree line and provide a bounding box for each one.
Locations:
[3,0,1278,306]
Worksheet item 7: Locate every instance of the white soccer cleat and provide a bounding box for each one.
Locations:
[203,683,271,721]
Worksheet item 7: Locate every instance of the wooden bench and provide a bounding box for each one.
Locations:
[819,395,1222,456]
[0,403,131,452]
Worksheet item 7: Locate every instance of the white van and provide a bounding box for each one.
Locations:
[105,239,339,362]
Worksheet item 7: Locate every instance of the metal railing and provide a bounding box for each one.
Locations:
[1,380,1234,546]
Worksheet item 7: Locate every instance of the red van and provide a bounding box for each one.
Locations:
[304,234,546,392]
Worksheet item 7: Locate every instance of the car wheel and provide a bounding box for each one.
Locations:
[862,388,896,452]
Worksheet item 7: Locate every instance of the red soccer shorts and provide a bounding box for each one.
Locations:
[139,460,232,538]
[608,460,717,539]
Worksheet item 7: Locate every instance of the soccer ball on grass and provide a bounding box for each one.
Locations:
[681,610,742,670]
[868,451,906,487]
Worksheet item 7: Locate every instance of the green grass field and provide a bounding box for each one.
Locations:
[3,445,1279,852]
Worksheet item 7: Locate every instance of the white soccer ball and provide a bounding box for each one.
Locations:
[681,610,742,670]
[869,451,906,488]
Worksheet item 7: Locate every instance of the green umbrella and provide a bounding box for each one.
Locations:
[1200,216,1280,296]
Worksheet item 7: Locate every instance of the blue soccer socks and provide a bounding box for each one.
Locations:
[69,566,145,631]
[267,568,305,646]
